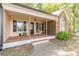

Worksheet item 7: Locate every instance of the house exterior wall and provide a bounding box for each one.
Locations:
[3,10,10,42]
[56,11,69,33]
[2,4,69,44]
[63,10,69,32]
[59,11,68,32]
[9,15,28,37]
[55,17,60,34]
[9,15,44,37]
[3,10,69,42]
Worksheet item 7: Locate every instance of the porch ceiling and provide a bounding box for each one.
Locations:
[5,10,50,22]
[2,4,57,21]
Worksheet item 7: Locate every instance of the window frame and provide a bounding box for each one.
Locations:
[13,20,27,32]
[59,16,66,31]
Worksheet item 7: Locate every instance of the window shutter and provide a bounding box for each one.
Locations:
[24,21,26,31]
[36,23,38,29]
[13,20,17,32]
[42,23,44,31]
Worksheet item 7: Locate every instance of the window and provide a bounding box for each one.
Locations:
[24,22,26,31]
[13,20,26,32]
[38,23,42,30]
[36,23,38,30]
[36,23,42,31]
[17,21,26,32]
[60,16,65,31]
[42,23,44,31]
[36,23,44,31]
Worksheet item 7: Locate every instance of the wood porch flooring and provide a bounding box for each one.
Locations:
[5,34,47,43]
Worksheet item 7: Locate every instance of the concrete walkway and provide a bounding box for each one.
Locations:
[30,41,77,56]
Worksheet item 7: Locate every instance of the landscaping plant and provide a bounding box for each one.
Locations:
[56,31,70,41]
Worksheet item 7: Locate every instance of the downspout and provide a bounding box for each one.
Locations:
[0,3,3,51]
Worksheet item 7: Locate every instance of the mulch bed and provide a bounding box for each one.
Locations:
[49,39,68,47]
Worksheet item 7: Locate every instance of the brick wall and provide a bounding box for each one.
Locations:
[56,11,69,33]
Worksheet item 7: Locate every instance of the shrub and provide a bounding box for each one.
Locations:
[56,32,70,41]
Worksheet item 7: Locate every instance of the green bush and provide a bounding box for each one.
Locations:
[56,32,70,41]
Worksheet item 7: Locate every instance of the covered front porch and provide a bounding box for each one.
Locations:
[3,10,56,49]
[2,4,56,49]
[4,9,51,42]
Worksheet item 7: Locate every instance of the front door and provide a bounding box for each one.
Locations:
[31,22,34,35]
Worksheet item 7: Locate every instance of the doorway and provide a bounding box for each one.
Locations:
[31,22,34,35]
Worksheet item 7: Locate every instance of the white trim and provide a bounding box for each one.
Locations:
[52,9,64,16]
[32,40,49,45]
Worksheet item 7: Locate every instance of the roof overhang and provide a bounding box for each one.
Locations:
[2,4,57,21]
[52,8,69,21]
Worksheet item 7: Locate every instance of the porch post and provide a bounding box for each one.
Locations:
[0,4,3,51]
[46,19,47,36]
[28,16,31,38]
[34,17,36,35]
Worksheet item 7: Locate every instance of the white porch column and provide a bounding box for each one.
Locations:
[28,16,31,38]
[46,19,48,36]
[27,22,29,35]
[34,22,36,35]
